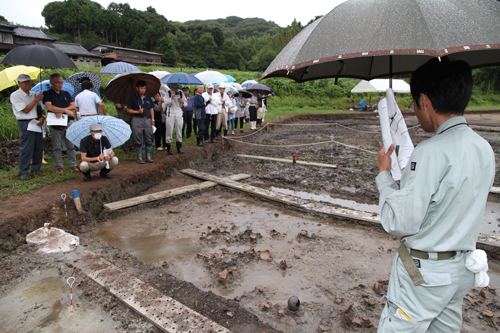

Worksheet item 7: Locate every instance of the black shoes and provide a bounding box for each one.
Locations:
[100,169,111,179]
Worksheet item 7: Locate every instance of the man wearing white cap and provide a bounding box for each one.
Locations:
[159,83,187,154]
[10,74,45,180]
[202,83,219,143]
[79,122,118,182]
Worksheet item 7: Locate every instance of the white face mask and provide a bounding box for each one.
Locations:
[93,133,102,140]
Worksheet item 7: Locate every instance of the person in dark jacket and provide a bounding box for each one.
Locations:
[181,87,194,139]
[193,85,207,147]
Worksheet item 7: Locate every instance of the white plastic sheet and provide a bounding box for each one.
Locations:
[26,223,79,253]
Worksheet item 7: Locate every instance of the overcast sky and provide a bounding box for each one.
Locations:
[5,0,347,28]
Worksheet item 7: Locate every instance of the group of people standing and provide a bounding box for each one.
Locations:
[122,81,270,162]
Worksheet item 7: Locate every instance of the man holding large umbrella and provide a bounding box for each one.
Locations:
[376,58,495,331]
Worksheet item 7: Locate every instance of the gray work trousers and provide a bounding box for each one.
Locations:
[80,157,119,173]
[18,120,43,175]
[50,120,76,169]
[132,117,153,148]
[378,251,473,332]
[165,115,182,144]
[216,109,228,131]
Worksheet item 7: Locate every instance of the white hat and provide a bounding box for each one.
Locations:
[206,83,214,89]
[219,83,226,89]
[17,74,32,83]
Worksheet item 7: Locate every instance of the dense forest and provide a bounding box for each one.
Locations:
[40,0,305,71]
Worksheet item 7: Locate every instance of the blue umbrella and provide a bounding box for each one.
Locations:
[66,115,131,148]
[99,62,141,74]
[241,79,258,88]
[160,72,204,85]
[223,74,236,83]
[31,80,74,96]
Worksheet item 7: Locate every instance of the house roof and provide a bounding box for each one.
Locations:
[53,42,103,58]
[91,44,163,56]
[14,26,57,41]
[0,22,15,30]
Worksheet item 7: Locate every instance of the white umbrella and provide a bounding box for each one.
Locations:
[351,79,411,94]
[149,70,171,80]
[195,70,228,84]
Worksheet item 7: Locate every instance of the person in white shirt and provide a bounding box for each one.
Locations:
[75,81,105,117]
[10,74,45,180]
[159,83,187,154]
[202,83,219,143]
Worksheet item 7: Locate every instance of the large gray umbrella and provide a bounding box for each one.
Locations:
[260,0,500,82]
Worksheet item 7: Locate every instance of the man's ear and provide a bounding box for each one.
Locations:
[420,94,434,113]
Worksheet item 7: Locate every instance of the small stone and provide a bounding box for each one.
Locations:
[267,301,278,308]
[486,301,494,306]
[263,304,271,310]
[159,273,162,277]
[162,261,168,267]
[300,230,308,236]
[274,213,279,218]
[344,314,352,325]
[256,286,264,293]
[483,310,494,317]
[352,317,362,325]
[294,254,300,259]
[362,316,370,322]
[318,324,328,331]
[334,298,342,304]
[362,293,369,298]
[278,310,286,316]
[365,298,375,306]
[219,269,229,279]
[480,289,486,298]
[241,291,248,298]
[288,296,300,311]
[234,296,241,302]
[226,311,233,317]
[374,282,380,293]
[250,234,257,240]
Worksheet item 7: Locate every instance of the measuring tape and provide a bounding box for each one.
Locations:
[61,194,68,217]
[67,277,75,312]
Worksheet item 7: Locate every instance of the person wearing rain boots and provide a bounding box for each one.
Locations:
[160,83,186,155]
[79,123,119,182]
[248,89,262,130]
[203,84,218,143]
[215,84,230,138]
[127,80,155,163]
[193,85,207,147]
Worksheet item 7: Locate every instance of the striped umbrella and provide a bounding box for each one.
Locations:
[241,80,257,88]
[65,115,131,148]
[99,62,141,74]
[67,72,102,96]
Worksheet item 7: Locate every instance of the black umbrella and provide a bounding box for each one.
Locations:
[260,0,500,83]
[104,72,161,105]
[0,45,77,69]
[237,90,252,98]
[244,83,274,96]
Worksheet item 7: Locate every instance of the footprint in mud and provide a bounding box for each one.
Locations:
[40,300,63,328]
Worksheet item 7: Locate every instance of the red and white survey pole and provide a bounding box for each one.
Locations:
[67,277,75,312]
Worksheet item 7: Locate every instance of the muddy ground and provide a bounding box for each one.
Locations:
[0,111,499,332]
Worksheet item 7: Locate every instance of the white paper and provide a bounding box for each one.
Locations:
[103,148,112,169]
[152,125,157,133]
[378,88,414,181]
[46,112,68,126]
[27,119,42,133]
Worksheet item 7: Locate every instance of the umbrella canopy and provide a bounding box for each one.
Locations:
[160,72,204,85]
[149,70,171,80]
[66,115,131,148]
[244,83,274,95]
[104,72,160,105]
[241,80,257,88]
[67,72,101,96]
[0,65,42,91]
[260,0,500,82]
[351,79,411,94]
[195,70,228,84]
[223,74,236,83]
[227,82,243,91]
[225,85,239,95]
[237,90,252,98]
[0,45,77,69]
[31,79,74,96]
[99,62,141,74]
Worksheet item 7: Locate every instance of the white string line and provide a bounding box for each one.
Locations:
[271,122,422,133]
[233,123,269,138]
[224,137,377,154]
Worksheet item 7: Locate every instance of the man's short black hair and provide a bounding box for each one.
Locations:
[410,57,472,115]
[80,77,90,83]
[82,81,93,90]
[136,80,147,87]
[49,73,62,82]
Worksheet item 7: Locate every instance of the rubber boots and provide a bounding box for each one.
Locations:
[100,168,111,179]
[197,137,206,147]
[166,144,174,155]
[146,153,154,163]
[135,147,144,164]
[83,171,91,182]
[223,130,228,137]
[176,142,184,154]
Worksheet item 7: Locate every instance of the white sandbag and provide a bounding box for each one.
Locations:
[26,223,79,253]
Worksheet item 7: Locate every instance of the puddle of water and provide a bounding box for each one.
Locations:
[22,277,66,300]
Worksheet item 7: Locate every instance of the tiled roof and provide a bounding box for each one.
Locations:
[53,42,103,58]
[14,26,57,40]
[91,44,163,56]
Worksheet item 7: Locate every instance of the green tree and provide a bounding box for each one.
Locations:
[156,33,177,66]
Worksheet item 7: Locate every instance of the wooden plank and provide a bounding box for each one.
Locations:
[180,169,378,223]
[72,251,231,333]
[237,154,337,169]
[104,173,251,211]
[491,187,500,194]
